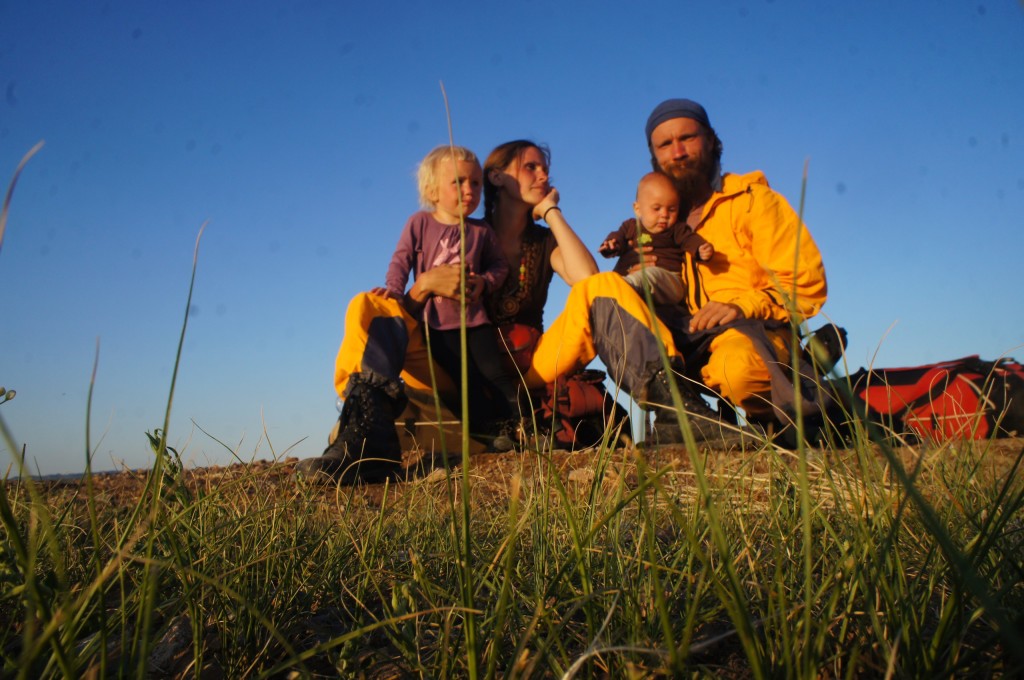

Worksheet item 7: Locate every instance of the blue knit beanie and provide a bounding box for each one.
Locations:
[645,99,711,144]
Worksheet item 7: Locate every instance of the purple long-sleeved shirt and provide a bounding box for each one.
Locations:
[385,211,509,330]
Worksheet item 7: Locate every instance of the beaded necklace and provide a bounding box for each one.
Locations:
[490,230,541,326]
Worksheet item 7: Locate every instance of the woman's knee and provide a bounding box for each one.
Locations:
[336,291,416,395]
[346,291,404,326]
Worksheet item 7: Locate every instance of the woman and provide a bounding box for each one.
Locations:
[296,138,722,482]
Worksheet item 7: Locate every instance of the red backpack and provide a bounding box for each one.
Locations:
[847,356,1024,441]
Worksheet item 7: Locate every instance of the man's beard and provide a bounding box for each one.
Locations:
[662,151,717,205]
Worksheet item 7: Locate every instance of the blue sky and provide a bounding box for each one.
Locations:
[2,1,1022,475]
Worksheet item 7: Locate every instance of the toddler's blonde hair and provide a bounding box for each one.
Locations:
[417,145,479,209]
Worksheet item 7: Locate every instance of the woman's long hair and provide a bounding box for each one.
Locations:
[483,140,551,224]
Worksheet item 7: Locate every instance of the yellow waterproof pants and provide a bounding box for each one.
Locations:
[700,326,789,417]
[527,272,680,395]
[333,292,456,398]
[334,273,681,402]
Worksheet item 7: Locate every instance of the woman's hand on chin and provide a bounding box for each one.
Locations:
[532,187,560,222]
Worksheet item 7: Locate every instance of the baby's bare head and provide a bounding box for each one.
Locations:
[634,172,679,233]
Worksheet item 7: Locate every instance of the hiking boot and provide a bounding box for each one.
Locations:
[802,323,847,373]
[640,363,743,447]
[294,373,408,483]
[478,417,548,453]
[481,418,520,453]
[647,407,744,447]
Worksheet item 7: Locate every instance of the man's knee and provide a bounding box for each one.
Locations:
[700,332,774,413]
[569,271,636,300]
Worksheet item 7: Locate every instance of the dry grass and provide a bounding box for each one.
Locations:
[4,437,1022,677]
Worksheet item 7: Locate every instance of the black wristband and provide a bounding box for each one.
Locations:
[543,206,561,222]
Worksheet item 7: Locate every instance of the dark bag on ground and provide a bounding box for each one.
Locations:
[498,324,629,450]
[846,356,1024,441]
[537,369,631,449]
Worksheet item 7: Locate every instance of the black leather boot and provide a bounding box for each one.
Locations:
[294,373,408,483]
[640,361,741,447]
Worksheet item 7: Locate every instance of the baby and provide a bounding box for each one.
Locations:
[382,145,520,437]
[599,172,713,305]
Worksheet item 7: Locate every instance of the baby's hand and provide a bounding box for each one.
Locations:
[626,246,657,273]
[697,242,714,262]
[598,237,620,258]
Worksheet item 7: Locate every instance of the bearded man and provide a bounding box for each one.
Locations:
[644,98,828,422]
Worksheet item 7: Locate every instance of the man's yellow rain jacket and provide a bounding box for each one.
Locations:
[683,171,828,414]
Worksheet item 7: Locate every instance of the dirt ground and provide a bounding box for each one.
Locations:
[18,436,1024,509]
